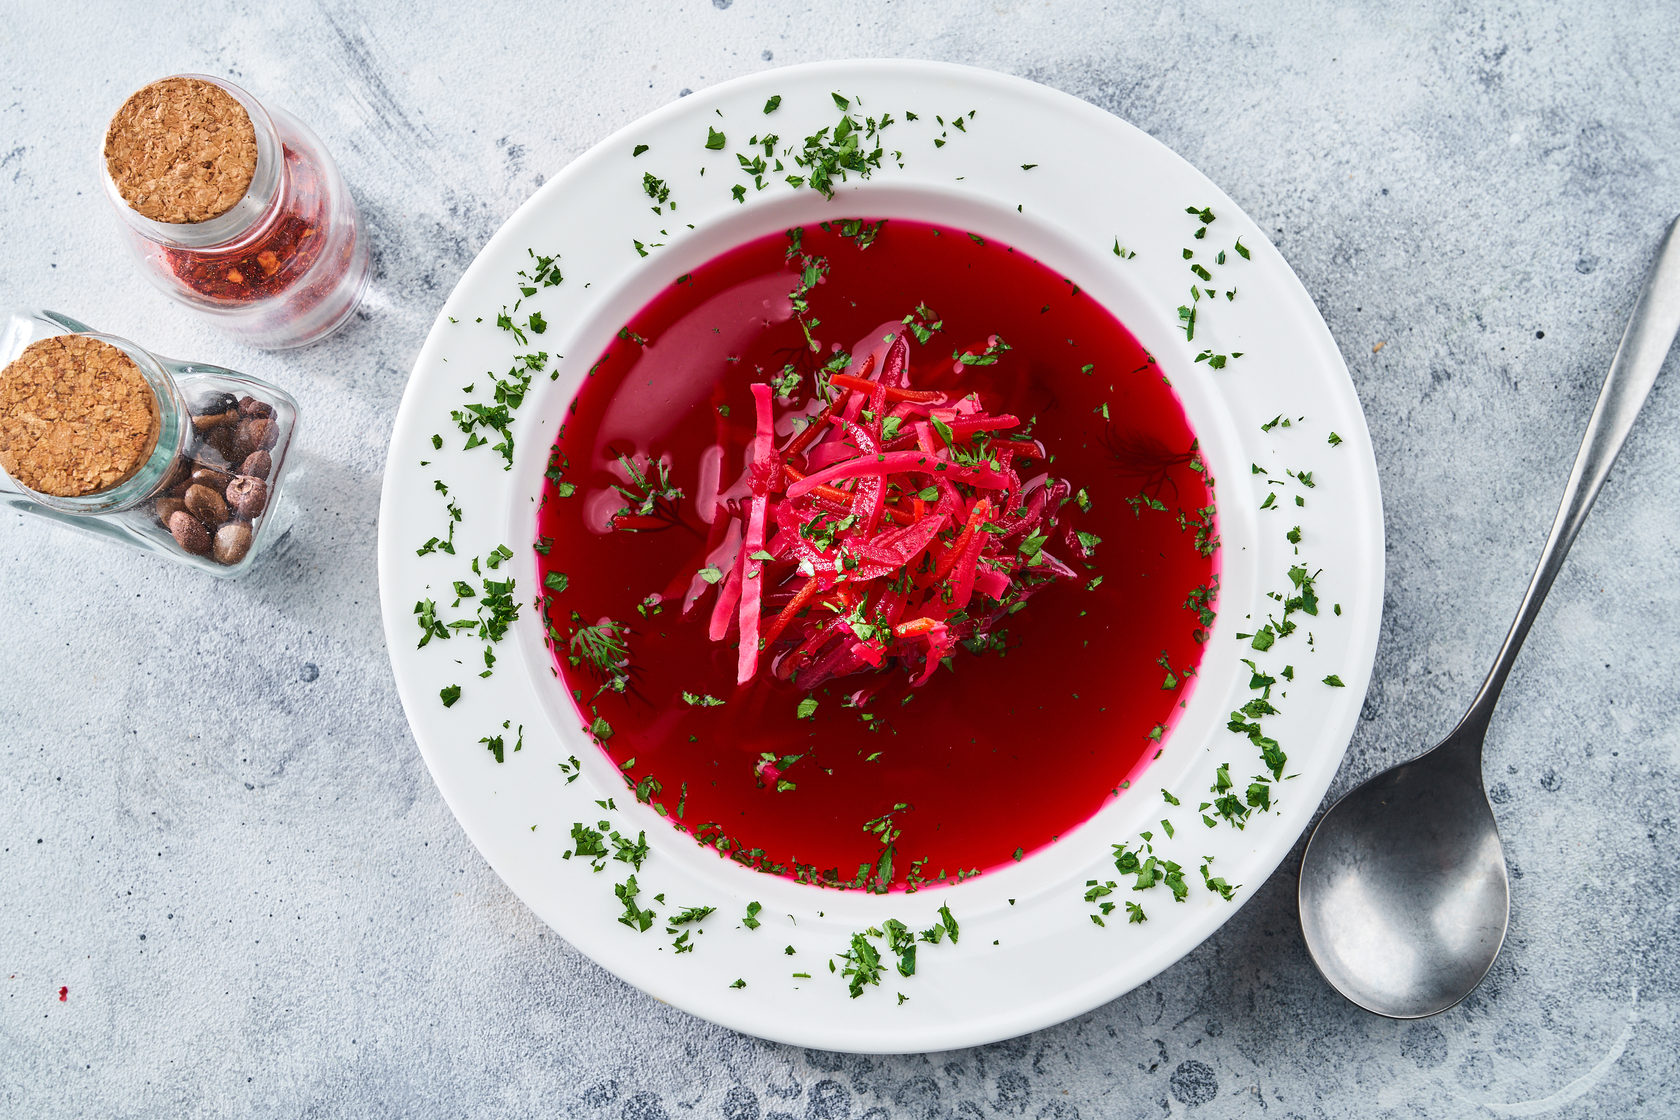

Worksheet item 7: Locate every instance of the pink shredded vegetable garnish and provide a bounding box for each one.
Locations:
[694,334,1075,689]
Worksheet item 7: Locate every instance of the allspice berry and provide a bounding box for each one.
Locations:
[190,466,232,492]
[183,482,228,526]
[226,474,267,519]
[195,391,238,415]
[233,416,276,460]
[203,424,237,462]
[239,449,271,480]
[168,510,210,555]
[212,520,252,565]
[155,496,186,524]
[192,408,238,433]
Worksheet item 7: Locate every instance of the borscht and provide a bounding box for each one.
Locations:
[535,218,1217,892]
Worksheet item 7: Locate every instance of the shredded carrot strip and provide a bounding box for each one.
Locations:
[893,617,937,638]
[760,577,821,650]
[931,498,993,583]
[830,373,945,402]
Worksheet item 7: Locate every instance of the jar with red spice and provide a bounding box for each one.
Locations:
[101,75,370,350]
[0,309,300,576]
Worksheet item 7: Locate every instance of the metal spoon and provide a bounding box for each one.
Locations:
[1297,216,1680,1019]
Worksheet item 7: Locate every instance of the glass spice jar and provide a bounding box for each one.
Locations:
[0,310,299,577]
[101,75,370,350]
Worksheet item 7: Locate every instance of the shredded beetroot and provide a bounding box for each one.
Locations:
[735,383,777,682]
[697,333,1076,689]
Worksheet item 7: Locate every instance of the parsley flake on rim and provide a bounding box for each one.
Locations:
[783,95,895,199]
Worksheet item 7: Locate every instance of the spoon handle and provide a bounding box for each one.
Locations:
[1457,215,1680,740]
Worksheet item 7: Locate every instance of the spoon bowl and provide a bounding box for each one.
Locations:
[1298,723,1509,1018]
[1298,215,1680,1018]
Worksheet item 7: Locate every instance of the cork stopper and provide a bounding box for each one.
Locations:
[104,77,258,224]
[0,336,162,497]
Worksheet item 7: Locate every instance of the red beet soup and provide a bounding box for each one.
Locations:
[535,219,1217,892]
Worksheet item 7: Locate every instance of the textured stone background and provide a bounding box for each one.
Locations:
[3,2,1677,1116]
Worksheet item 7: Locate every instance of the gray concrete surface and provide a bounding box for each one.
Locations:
[3,2,1678,1116]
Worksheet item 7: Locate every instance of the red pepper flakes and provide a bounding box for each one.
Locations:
[162,148,329,306]
[58,986,68,1002]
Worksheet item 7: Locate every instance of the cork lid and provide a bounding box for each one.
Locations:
[104,76,258,224]
[0,336,162,497]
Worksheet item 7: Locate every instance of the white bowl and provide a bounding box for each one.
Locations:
[377,59,1383,1053]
